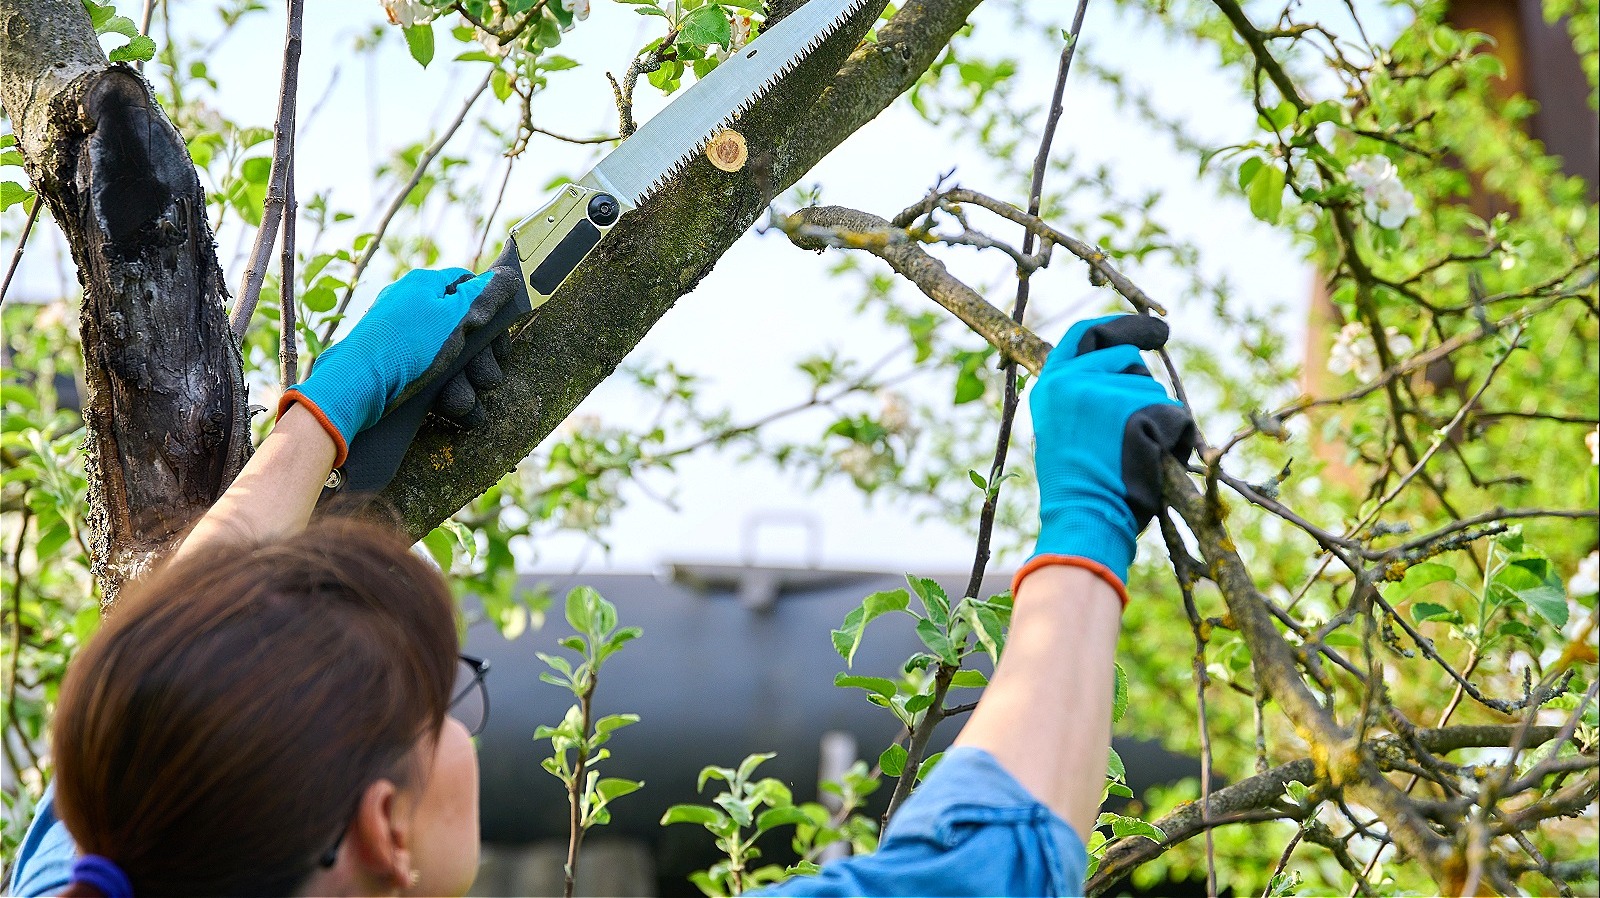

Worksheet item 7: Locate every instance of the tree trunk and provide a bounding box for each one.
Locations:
[1,0,252,602]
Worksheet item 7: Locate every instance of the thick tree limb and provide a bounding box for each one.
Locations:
[0,0,251,599]
[375,0,984,538]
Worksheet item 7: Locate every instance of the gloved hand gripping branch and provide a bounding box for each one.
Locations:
[280,248,525,480]
[1014,314,1197,604]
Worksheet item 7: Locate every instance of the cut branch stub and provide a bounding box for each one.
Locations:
[706,129,749,172]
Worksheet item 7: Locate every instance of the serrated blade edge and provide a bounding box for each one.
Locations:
[588,0,871,206]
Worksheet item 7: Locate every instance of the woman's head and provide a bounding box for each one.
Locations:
[52,518,479,897]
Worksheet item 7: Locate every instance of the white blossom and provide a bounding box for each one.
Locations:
[730,14,755,50]
[1570,551,1599,597]
[1346,155,1417,230]
[381,0,429,28]
[1327,321,1413,382]
[561,0,590,27]
[835,444,876,485]
[473,28,504,56]
[877,389,912,435]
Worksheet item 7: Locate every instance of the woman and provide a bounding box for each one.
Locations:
[9,263,1190,897]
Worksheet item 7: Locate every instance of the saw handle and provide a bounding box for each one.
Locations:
[320,241,532,502]
[510,182,624,305]
[318,183,625,505]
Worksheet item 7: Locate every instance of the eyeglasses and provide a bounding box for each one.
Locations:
[450,653,491,738]
[318,653,491,868]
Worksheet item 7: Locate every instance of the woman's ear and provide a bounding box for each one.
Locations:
[345,778,419,893]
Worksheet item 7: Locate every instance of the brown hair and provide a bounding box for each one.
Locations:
[52,518,458,897]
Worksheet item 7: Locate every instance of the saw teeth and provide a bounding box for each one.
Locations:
[626,0,874,202]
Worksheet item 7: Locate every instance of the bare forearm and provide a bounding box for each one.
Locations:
[171,405,335,565]
[952,565,1122,839]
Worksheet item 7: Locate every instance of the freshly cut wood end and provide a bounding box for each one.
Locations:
[706,130,748,172]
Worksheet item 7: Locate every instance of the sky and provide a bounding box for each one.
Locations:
[3,0,1313,575]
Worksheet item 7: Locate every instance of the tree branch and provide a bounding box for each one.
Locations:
[229,0,303,342]
[1085,725,1563,895]
[782,205,1054,372]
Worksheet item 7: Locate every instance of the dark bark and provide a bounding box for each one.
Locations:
[1,1,250,600]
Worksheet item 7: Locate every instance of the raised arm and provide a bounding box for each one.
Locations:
[173,266,518,564]
[954,314,1195,840]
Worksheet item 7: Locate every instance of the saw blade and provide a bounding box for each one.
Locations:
[586,0,872,207]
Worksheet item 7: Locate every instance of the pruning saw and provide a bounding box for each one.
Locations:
[330,0,871,499]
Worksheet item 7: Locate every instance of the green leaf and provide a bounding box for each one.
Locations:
[679,4,733,47]
[421,528,454,569]
[953,365,984,404]
[1497,557,1569,627]
[949,669,988,689]
[1098,812,1165,842]
[879,744,908,777]
[302,285,337,313]
[108,33,156,63]
[906,575,950,626]
[834,673,897,698]
[1389,561,1456,598]
[565,585,597,633]
[1246,163,1286,225]
[968,469,987,491]
[594,777,643,802]
[403,23,436,67]
[661,804,726,827]
[1258,100,1297,132]
[1411,601,1462,625]
[735,752,774,787]
[830,589,909,666]
[1,181,35,212]
[1106,747,1125,781]
[1236,156,1264,193]
[755,806,813,833]
[1284,780,1311,806]
[35,522,71,559]
[1111,662,1129,723]
[914,618,957,665]
[916,751,943,782]
[594,713,641,735]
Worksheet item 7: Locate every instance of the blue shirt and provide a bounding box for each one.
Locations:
[9,747,1085,897]
[755,747,1086,897]
[8,784,74,898]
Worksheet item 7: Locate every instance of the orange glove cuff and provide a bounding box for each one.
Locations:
[279,389,350,468]
[1010,554,1130,609]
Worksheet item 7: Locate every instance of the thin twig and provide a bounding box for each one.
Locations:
[322,68,494,343]
[279,153,299,387]
[473,154,516,270]
[0,199,41,306]
[229,0,304,342]
[881,664,956,822]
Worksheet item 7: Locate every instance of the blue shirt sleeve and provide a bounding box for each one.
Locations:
[753,747,1087,897]
[8,783,77,898]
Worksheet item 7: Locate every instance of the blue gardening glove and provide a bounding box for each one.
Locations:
[280,266,519,465]
[1018,314,1196,601]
